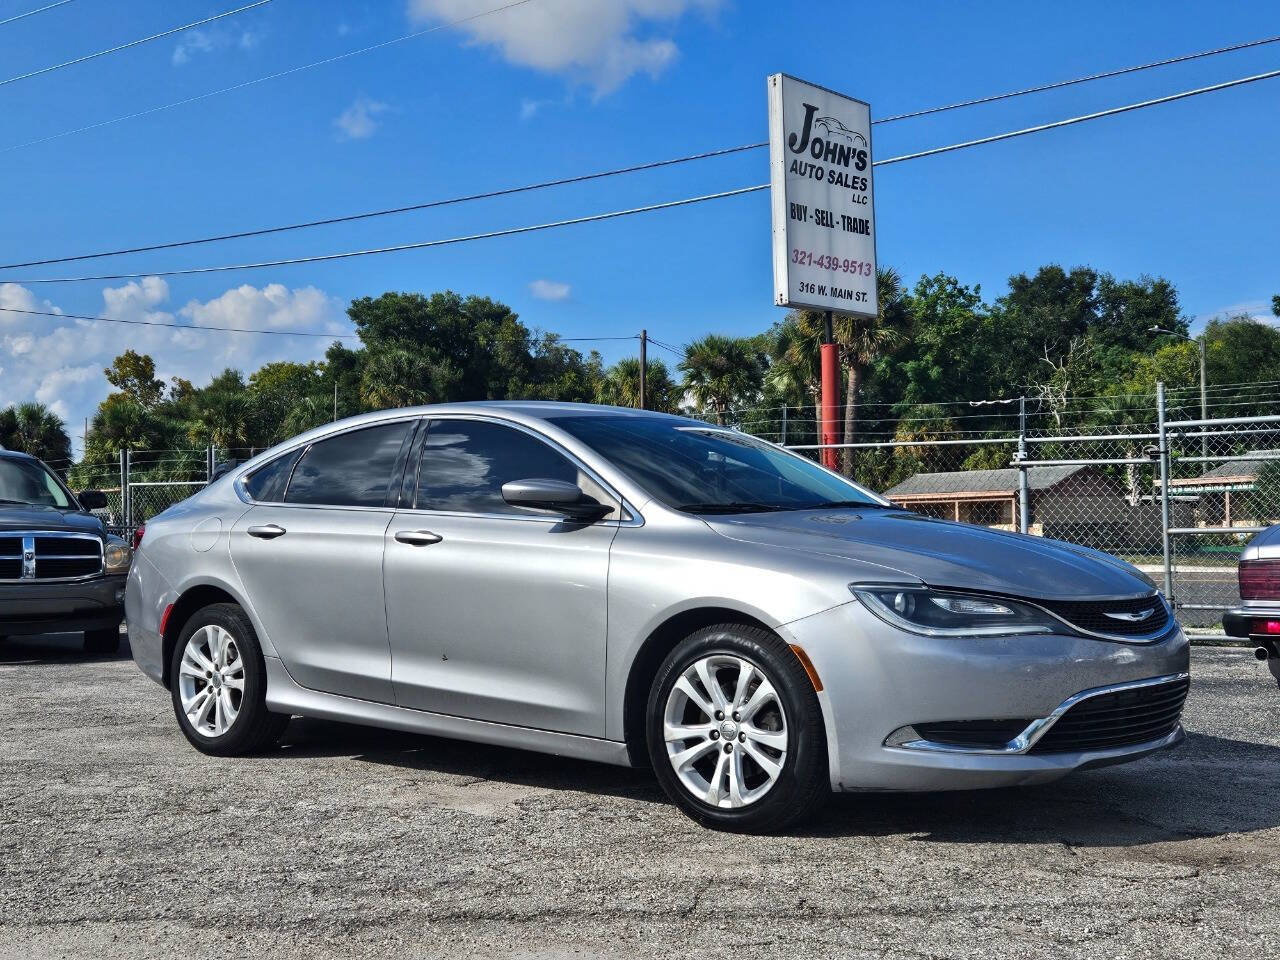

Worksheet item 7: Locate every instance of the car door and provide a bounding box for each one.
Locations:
[384,417,620,736]
[229,418,418,704]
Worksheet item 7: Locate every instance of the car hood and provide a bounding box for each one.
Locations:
[0,505,104,536]
[704,508,1153,601]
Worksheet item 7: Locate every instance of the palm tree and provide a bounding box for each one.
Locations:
[595,357,679,412]
[765,314,824,442]
[3,402,71,463]
[679,334,765,424]
[360,348,460,410]
[832,267,906,471]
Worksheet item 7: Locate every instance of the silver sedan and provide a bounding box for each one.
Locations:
[126,403,1190,831]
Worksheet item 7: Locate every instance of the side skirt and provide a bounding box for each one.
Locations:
[263,657,633,768]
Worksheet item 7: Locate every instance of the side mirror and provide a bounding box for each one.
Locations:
[77,490,108,510]
[501,478,610,521]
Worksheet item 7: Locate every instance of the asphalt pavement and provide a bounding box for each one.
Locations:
[2,632,1279,959]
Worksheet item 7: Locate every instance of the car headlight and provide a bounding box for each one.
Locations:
[103,538,132,573]
[850,585,1058,637]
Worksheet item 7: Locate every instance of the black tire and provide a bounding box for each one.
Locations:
[169,602,289,756]
[646,623,828,832]
[83,627,121,655]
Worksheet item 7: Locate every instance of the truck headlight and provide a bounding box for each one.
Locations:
[850,585,1058,637]
[104,538,132,574]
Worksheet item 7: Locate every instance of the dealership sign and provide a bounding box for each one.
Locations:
[768,74,877,317]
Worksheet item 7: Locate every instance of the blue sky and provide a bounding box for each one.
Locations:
[1,0,1277,451]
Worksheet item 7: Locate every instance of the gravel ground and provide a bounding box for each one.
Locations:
[3,634,1280,960]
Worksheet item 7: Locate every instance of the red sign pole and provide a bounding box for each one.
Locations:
[820,310,839,470]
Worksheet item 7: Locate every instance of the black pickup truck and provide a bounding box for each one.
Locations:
[0,448,132,654]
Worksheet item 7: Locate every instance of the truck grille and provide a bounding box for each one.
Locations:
[1039,594,1170,638]
[1030,675,1189,754]
[0,532,103,581]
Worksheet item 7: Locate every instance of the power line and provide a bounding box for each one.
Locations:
[0,1,273,89]
[0,0,76,28]
[7,63,1280,287]
[875,33,1280,123]
[0,142,761,270]
[0,185,771,283]
[874,66,1280,167]
[0,305,641,345]
[6,30,1277,267]
[0,0,535,153]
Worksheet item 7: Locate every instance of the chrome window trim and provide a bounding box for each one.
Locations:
[884,671,1191,756]
[233,415,422,509]
[404,414,642,528]
[0,530,104,583]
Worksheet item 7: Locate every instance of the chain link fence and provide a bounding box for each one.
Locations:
[42,385,1280,638]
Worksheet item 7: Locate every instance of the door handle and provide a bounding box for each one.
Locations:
[394,529,443,546]
[247,524,287,540]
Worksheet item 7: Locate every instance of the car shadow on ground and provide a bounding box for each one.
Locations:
[280,718,1280,845]
[0,630,130,666]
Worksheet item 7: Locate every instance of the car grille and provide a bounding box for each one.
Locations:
[0,532,103,581]
[1039,594,1170,638]
[1030,675,1189,754]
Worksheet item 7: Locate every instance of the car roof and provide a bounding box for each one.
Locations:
[0,448,37,462]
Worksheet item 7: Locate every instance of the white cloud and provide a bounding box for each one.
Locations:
[172,27,261,65]
[0,280,347,456]
[333,97,391,140]
[529,279,571,302]
[407,0,720,95]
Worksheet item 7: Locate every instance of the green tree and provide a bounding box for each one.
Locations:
[896,272,992,406]
[764,314,824,442]
[832,267,907,468]
[104,350,166,408]
[679,334,765,424]
[0,402,71,463]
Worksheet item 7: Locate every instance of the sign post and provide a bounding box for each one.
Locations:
[768,74,877,469]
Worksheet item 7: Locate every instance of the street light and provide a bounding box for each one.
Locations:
[1149,324,1208,463]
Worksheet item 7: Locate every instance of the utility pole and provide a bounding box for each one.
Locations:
[820,310,839,470]
[333,381,338,422]
[638,329,647,410]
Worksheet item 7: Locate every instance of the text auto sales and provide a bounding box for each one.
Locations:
[787,102,871,234]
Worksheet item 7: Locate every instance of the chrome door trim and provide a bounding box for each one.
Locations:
[0,529,104,583]
[885,671,1191,755]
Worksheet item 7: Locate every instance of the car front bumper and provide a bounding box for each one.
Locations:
[0,575,127,635]
[782,599,1191,792]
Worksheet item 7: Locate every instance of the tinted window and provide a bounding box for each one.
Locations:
[285,422,414,507]
[243,448,303,502]
[414,420,604,516]
[550,415,882,513]
[0,457,72,508]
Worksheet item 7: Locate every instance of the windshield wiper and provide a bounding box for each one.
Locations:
[675,502,790,514]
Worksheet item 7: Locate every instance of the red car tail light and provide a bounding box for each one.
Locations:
[1240,560,1280,600]
[131,524,145,551]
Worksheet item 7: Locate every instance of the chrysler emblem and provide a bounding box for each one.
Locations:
[1104,608,1155,622]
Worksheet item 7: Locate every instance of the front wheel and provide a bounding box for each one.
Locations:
[169,603,289,755]
[647,623,829,832]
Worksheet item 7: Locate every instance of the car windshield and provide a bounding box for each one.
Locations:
[551,415,886,513]
[0,457,74,508]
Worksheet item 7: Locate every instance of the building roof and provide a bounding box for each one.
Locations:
[883,464,1086,499]
[1169,453,1278,486]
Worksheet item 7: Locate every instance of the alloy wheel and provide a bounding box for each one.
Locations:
[178,624,245,738]
[662,654,789,809]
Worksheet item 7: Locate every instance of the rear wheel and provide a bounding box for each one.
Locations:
[169,603,289,755]
[83,627,120,655]
[647,623,828,832]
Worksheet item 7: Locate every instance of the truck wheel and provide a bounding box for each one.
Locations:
[83,627,121,655]
[169,603,289,755]
[646,623,829,833]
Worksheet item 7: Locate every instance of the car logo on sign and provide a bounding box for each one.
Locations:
[1104,608,1155,622]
